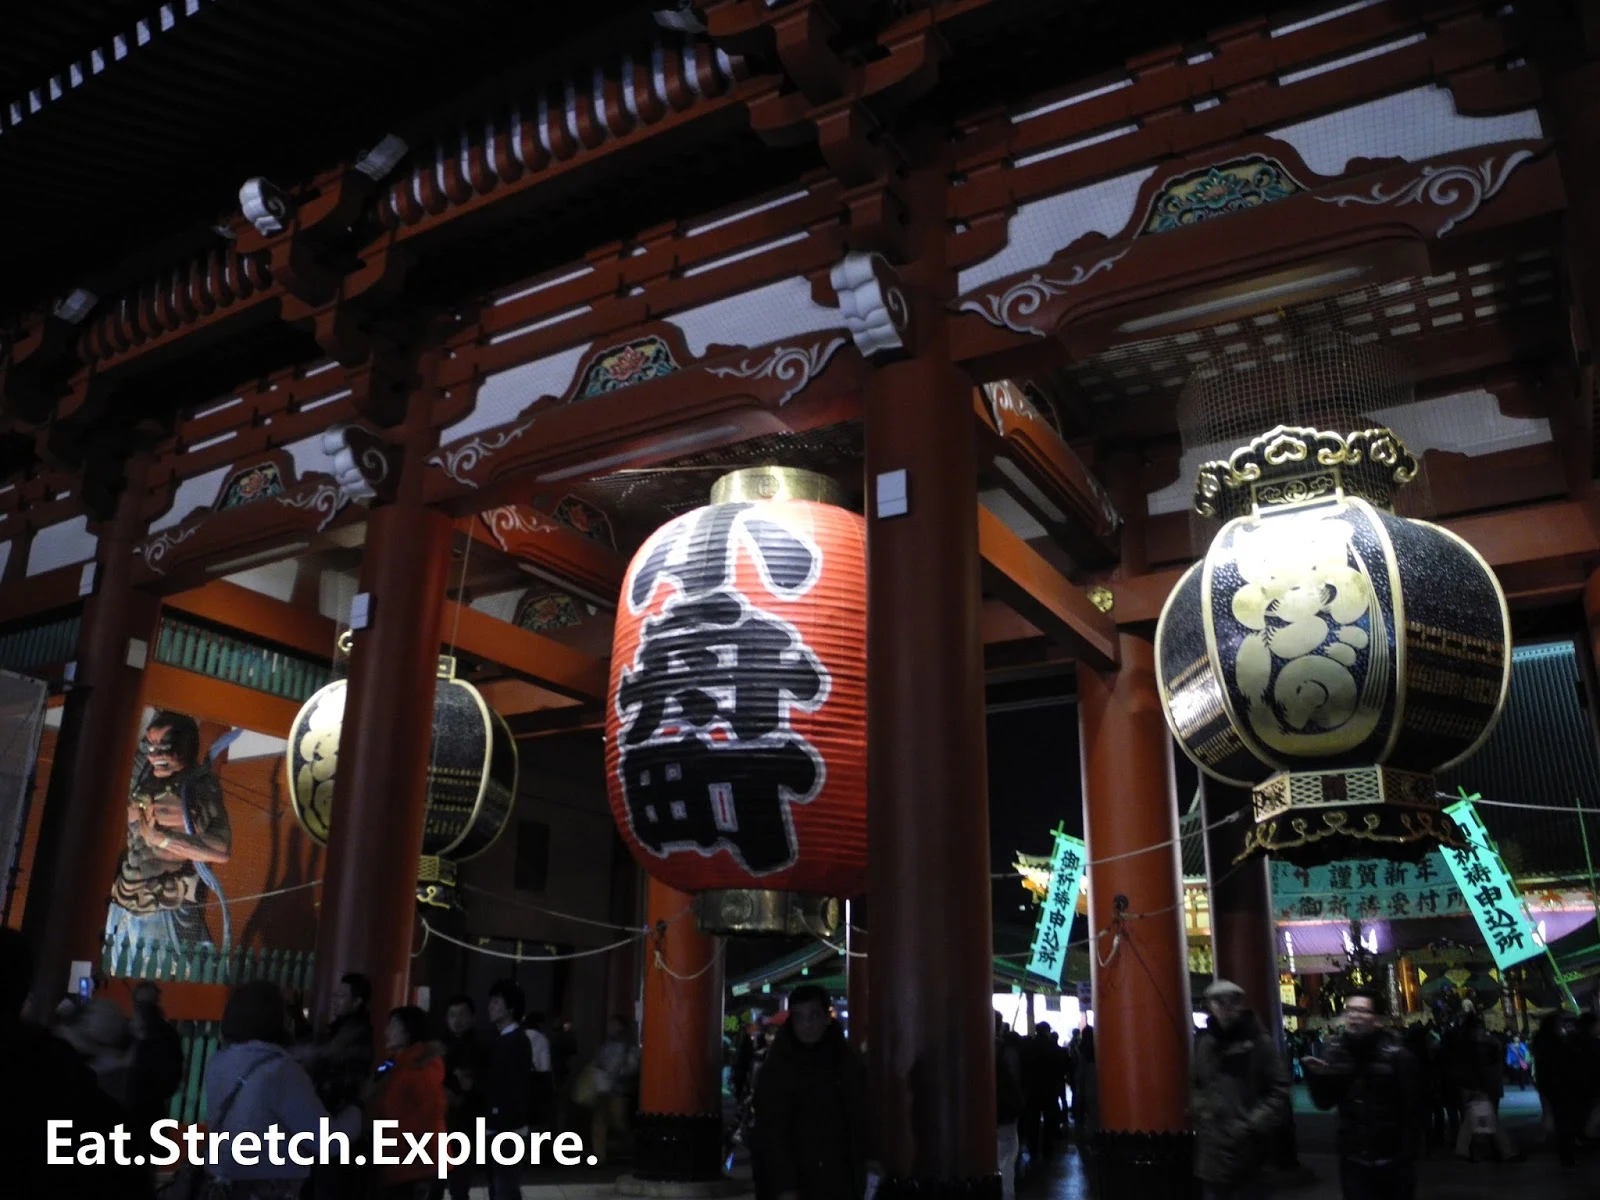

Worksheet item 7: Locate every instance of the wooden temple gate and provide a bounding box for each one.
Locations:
[2,0,1597,1193]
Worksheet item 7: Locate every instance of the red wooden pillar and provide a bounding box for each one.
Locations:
[865,351,997,1196]
[1202,779,1297,1168]
[1078,632,1193,1195]
[1202,780,1283,1034]
[634,879,725,1181]
[24,456,159,1010]
[311,500,452,1022]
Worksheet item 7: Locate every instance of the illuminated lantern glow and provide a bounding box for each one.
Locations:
[1156,424,1510,867]
[287,648,519,906]
[606,467,866,934]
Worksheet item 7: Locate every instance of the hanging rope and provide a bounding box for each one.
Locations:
[648,917,723,980]
[459,883,660,933]
[421,918,645,962]
[192,878,322,908]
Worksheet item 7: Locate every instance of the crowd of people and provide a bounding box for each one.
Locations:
[1,928,643,1200]
[1195,981,1600,1200]
[7,919,1599,1200]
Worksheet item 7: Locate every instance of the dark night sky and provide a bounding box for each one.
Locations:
[985,702,1200,953]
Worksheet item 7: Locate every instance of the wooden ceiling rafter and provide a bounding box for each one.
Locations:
[946,1,1534,260]
[0,0,1527,441]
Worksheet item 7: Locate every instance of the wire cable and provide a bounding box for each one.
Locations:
[422,918,644,962]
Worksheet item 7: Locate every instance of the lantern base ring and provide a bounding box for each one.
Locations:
[692,889,840,937]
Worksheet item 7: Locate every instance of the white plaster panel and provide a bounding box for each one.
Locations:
[223,559,298,603]
[956,169,1157,294]
[439,342,593,447]
[1144,387,1554,516]
[1272,86,1543,179]
[45,705,63,729]
[27,515,97,576]
[319,569,359,625]
[671,276,844,359]
[470,589,523,624]
[0,540,10,580]
[148,465,230,534]
[285,433,337,482]
[1373,388,1551,459]
[222,730,289,761]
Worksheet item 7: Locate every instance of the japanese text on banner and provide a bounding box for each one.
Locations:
[1026,828,1087,987]
[1441,796,1543,971]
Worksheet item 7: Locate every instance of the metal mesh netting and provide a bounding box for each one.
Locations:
[0,670,47,924]
[1174,317,1431,552]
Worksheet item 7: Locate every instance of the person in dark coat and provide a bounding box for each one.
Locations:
[1306,989,1421,1200]
[1191,980,1291,1200]
[996,1017,1024,1200]
[127,982,185,1165]
[441,995,484,1200]
[0,929,155,1200]
[483,980,534,1200]
[754,985,870,1200]
[1532,1011,1587,1169]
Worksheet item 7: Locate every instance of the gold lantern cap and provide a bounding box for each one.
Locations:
[1192,424,1419,522]
[711,467,843,507]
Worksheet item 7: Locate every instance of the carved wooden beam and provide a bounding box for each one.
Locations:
[443,600,609,703]
[468,507,627,611]
[425,328,864,513]
[142,662,303,737]
[975,382,1120,566]
[162,580,339,661]
[976,503,1118,670]
[950,141,1561,373]
[129,475,361,594]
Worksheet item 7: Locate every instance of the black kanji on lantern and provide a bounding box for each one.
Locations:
[616,504,830,875]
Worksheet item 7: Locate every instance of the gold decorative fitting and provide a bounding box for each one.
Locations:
[1086,585,1115,614]
[416,856,458,910]
[1192,425,1419,521]
[336,629,354,654]
[710,467,844,508]
[692,888,840,937]
[1234,808,1465,865]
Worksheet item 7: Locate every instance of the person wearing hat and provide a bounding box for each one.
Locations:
[1192,979,1291,1200]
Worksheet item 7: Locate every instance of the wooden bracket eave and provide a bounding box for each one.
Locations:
[467,508,626,611]
[424,330,863,512]
[974,384,1120,567]
[947,140,1563,376]
[976,503,1118,670]
[442,600,609,703]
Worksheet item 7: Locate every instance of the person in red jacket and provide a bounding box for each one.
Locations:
[366,1005,447,1200]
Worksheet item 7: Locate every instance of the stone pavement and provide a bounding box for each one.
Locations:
[1026,1086,1599,1200]
[445,1088,1599,1199]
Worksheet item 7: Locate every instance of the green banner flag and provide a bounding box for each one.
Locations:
[1025,824,1087,987]
[1442,792,1543,971]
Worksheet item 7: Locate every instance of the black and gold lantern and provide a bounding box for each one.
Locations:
[287,645,519,906]
[1155,336,1510,866]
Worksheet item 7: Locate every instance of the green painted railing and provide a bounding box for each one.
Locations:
[0,612,81,672]
[153,616,332,703]
[102,933,316,993]
[171,1021,222,1125]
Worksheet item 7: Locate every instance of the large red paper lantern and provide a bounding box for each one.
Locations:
[606,468,866,933]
